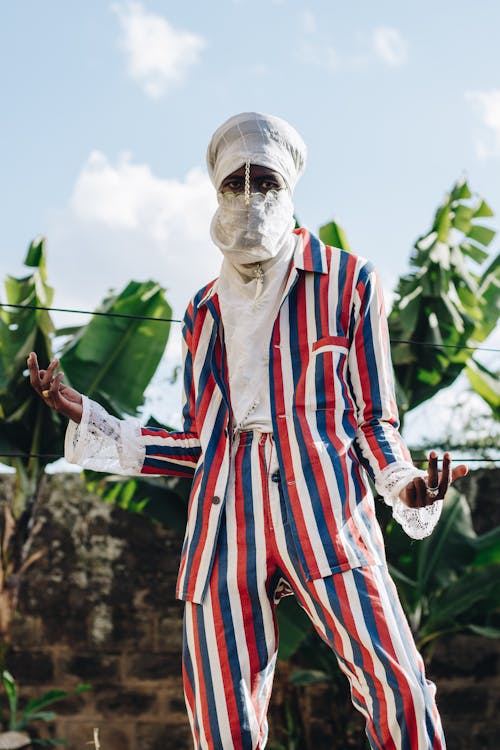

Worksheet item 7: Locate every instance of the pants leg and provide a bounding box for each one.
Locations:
[182,436,446,750]
[182,433,281,749]
[268,471,446,750]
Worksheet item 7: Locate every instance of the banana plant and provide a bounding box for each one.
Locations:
[0,238,172,653]
[381,489,500,651]
[388,177,499,420]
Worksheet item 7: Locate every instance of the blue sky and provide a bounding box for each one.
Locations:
[1,1,499,444]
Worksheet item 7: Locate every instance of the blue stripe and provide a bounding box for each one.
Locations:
[335,251,349,332]
[145,443,200,458]
[309,232,323,270]
[183,402,228,587]
[182,615,201,742]
[216,512,254,749]
[321,572,386,748]
[377,568,441,746]
[350,568,406,748]
[241,441,269,670]
[194,605,223,748]
[142,457,195,476]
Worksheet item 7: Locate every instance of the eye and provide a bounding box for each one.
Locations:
[221,177,244,192]
[259,177,283,192]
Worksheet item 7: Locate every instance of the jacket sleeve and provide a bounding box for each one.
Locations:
[65,305,201,478]
[348,262,442,539]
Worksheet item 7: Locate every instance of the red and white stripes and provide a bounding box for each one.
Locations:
[182,432,445,749]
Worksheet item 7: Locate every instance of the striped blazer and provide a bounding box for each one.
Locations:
[140,228,412,603]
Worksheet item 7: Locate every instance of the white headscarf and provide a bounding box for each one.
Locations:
[207,112,306,266]
[206,111,307,192]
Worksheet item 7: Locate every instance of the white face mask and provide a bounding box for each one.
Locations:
[210,188,295,264]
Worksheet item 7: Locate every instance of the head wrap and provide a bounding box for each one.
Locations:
[206,112,307,192]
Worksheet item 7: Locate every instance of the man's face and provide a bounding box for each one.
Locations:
[219,165,286,195]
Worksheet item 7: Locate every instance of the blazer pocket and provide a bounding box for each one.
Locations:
[306,336,349,410]
[311,335,349,355]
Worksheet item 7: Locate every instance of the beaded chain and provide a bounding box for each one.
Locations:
[244,159,251,205]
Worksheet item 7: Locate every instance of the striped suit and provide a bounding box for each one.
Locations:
[140,227,411,603]
[137,228,444,748]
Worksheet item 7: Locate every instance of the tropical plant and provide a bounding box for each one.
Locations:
[382,489,500,651]
[0,237,173,656]
[388,177,499,420]
[0,670,90,746]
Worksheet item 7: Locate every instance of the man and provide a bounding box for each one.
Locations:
[28,112,467,749]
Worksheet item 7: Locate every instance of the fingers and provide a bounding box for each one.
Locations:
[414,477,429,508]
[27,352,82,422]
[425,451,469,501]
[452,463,469,481]
[40,358,59,391]
[27,352,60,402]
[438,452,451,496]
[400,477,428,508]
[27,351,41,390]
[427,451,439,491]
[27,352,59,394]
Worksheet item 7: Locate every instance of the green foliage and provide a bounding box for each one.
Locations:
[0,238,172,520]
[0,238,172,659]
[465,359,500,418]
[276,596,313,662]
[381,491,500,649]
[84,471,191,535]
[318,219,351,251]
[60,282,171,418]
[388,177,499,416]
[0,239,65,514]
[0,671,90,745]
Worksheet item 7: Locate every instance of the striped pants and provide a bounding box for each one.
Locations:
[182,432,445,749]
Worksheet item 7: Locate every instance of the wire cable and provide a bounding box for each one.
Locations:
[2,302,499,353]
[0,302,181,323]
[0,453,497,463]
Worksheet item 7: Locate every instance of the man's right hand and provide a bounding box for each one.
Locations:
[27,352,83,424]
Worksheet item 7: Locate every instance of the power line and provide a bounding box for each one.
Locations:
[0,453,497,463]
[0,302,181,324]
[390,338,499,353]
[2,302,499,353]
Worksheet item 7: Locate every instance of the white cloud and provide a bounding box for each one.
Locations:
[111,2,205,98]
[465,89,500,158]
[49,150,219,319]
[296,23,407,73]
[372,26,408,66]
[70,151,213,245]
[45,151,220,426]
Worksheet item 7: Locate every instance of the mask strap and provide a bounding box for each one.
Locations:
[244,160,250,205]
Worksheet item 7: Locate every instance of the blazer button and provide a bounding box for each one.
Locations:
[211,495,221,505]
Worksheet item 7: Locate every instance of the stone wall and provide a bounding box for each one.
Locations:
[0,470,499,749]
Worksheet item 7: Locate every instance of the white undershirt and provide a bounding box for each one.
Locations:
[216,234,297,433]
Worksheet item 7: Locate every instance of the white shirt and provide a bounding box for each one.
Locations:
[216,234,297,432]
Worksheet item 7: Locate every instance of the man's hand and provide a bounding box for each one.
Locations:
[27,352,83,424]
[400,451,468,508]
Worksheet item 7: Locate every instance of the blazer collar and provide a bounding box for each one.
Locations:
[292,227,328,274]
[197,227,328,309]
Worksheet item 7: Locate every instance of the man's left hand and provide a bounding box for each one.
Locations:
[400,452,468,508]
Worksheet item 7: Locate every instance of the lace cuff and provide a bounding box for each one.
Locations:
[374,462,443,540]
[64,396,145,475]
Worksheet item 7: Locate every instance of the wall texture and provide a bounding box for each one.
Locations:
[1,469,499,749]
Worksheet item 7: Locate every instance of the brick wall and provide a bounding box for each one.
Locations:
[0,470,498,749]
